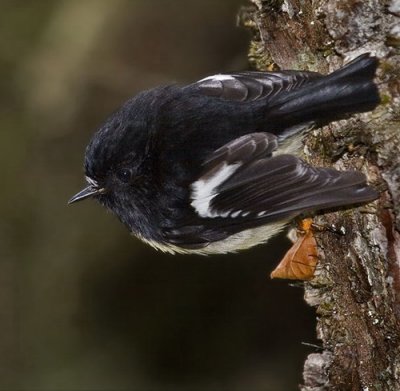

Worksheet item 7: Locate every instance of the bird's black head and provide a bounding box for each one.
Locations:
[69,91,160,238]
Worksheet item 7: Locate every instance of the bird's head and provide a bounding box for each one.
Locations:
[68,97,156,233]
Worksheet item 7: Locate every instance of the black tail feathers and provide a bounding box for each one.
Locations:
[269,53,380,126]
[328,53,378,82]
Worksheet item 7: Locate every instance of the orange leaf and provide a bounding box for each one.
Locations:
[271,226,318,281]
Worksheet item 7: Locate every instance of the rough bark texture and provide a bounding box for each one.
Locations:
[240,1,400,390]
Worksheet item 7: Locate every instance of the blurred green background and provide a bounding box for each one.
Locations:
[1,1,317,390]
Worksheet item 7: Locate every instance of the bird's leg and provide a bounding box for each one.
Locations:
[309,220,346,236]
[270,218,319,281]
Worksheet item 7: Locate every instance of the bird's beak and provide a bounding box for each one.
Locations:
[68,185,105,204]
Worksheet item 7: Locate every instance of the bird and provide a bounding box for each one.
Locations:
[69,53,380,255]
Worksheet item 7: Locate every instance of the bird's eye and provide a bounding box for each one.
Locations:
[116,168,133,183]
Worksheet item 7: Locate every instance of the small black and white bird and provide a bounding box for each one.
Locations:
[69,54,380,254]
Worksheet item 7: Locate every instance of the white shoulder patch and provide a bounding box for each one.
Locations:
[198,74,235,83]
[191,162,240,218]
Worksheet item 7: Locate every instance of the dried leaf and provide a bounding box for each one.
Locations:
[271,221,318,280]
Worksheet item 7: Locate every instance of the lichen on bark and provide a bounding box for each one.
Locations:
[240,0,400,389]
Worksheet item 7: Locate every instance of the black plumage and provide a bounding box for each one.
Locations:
[69,54,380,254]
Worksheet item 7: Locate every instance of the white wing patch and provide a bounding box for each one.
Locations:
[191,162,240,218]
[198,74,235,83]
[230,210,242,218]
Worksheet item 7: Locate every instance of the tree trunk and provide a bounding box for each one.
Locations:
[240,1,400,389]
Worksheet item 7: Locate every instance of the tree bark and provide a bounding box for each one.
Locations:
[240,1,400,389]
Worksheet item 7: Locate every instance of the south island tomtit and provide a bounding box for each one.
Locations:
[69,54,380,254]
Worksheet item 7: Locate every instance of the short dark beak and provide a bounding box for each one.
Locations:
[68,185,103,204]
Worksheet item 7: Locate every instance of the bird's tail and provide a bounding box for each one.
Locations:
[268,54,380,127]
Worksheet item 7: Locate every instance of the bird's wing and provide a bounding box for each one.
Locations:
[201,154,376,221]
[164,133,377,249]
[186,70,322,102]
